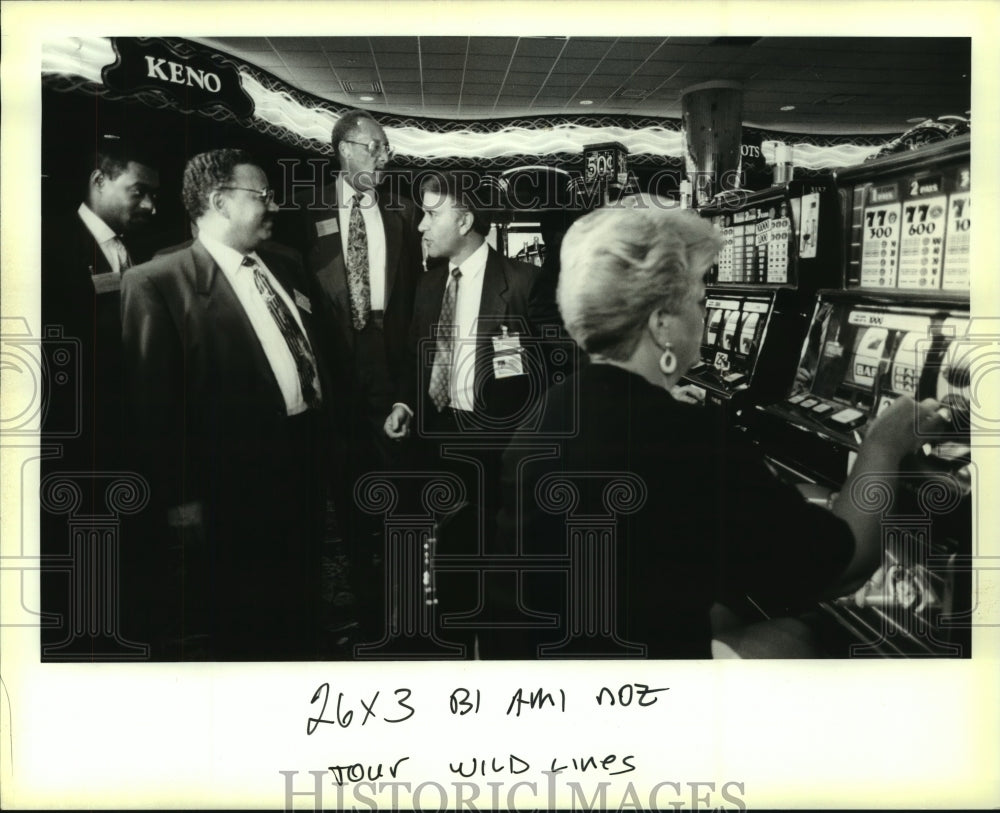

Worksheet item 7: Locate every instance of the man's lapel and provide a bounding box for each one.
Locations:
[73,213,114,277]
[478,248,510,328]
[380,192,403,309]
[190,240,284,409]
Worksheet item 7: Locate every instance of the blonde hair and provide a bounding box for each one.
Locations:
[558,205,721,361]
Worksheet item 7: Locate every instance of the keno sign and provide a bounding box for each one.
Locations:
[144,56,223,93]
[103,37,255,119]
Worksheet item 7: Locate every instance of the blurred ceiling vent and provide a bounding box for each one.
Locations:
[340,80,383,94]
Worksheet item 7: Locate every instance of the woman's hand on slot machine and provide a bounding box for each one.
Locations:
[670,384,705,405]
[862,396,950,463]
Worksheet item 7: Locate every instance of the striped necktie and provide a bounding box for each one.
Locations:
[242,255,322,410]
[345,194,372,331]
[428,267,462,412]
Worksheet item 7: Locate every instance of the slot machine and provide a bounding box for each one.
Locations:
[748,134,972,656]
[685,179,841,413]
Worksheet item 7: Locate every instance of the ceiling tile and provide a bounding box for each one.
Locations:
[459,94,496,106]
[191,35,970,135]
[509,55,559,73]
[462,81,503,93]
[280,51,331,68]
[330,55,375,69]
[461,72,503,85]
[315,37,371,53]
[268,37,326,51]
[513,37,568,58]
[465,54,515,71]
[369,36,419,53]
[467,38,518,56]
[419,36,468,55]
[562,39,614,59]
[374,53,420,69]
[230,50,286,68]
[287,67,337,80]
[421,54,467,70]
[378,68,421,82]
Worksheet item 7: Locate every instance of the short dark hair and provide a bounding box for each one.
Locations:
[182,148,255,221]
[330,109,381,164]
[91,137,158,182]
[419,171,492,237]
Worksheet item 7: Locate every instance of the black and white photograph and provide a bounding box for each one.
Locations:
[2,1,998,809]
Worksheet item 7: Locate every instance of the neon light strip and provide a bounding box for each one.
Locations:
[241,71,687,159]
[40,37,886,169]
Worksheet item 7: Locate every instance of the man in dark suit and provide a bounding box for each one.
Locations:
[384,172,541,654]
[39,139,160,657]
[294,109,422,460]
[41,137,160,471]
[384,172,540,443]
[290,109,423,635]
[121,149,339,660]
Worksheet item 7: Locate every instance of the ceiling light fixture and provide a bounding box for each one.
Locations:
[579,99,593,105]
[780,105,795,111]
[359,95,375,101]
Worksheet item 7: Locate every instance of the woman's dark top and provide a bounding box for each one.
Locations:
[496,363,854,659]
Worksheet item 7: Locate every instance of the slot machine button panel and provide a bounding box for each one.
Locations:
[828,407,867,430]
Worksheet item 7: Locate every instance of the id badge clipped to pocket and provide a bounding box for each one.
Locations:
[492,326,525,379]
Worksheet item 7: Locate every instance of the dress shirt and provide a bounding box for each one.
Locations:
[77,202,130,274]
[449,239,489,412]
[337,175,386,311]
[199,233,316,416]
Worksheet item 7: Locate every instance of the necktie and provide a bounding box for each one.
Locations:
[428,267,462,412]
[105,236,132,273]
[345,194,371,331]
[242,256,322,410]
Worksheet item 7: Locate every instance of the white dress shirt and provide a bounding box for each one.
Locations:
[200,233,316,416]
[449,240,489,412]
[77,202,131,274]
[337,175,387,311]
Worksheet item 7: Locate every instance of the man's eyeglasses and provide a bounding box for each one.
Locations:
[218,186,275,205]
[342,139,395,159]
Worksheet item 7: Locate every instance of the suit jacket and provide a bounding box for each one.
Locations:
[121,238,340,514]
[405,246,540,431]
[40,211,133,470]
[121,239,340,657]
[293,177,422,408]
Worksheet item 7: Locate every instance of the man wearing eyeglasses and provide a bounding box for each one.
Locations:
[291,109,423,642]
[121,148,341,660]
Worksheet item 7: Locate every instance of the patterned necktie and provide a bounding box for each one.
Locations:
[428,267,462,412]
[243,256,322,410]
[105,236,132,273]
[345,194,371,331]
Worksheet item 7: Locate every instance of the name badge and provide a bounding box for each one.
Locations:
[315,217,340,237]
[492,326,525,379]
[294,290,312,313]
[91,271,121,295]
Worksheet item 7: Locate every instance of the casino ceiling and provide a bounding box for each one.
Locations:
[192,36,971,135]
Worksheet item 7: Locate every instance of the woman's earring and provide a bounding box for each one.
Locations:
[659,343,677,375]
